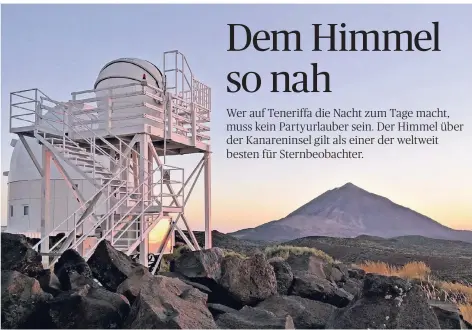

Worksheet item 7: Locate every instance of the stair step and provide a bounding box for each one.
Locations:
[83,169,113,176]
[46,137,79,147]
[116,186,141,192]
[53,142,87,152]
[61,149,92,157]
[72,156,96,164]
[78,163,106,170]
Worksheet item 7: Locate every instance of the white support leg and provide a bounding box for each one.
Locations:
[204,151,212,249]
[138,134,149,266]
[41,146,52,267]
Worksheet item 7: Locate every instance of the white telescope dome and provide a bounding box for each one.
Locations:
[95,58,164,90]
[94,58,165,132]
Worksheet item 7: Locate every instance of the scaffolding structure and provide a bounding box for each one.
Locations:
[8,50,212,273]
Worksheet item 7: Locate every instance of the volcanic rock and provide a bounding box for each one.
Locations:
[87,240,148,292]
[46,284,130,328]
[36,269,62,296]
[124,275,216,329]
[207,303,239,318]
[54,249,94,290]
[348,267,366,280]
[290,271,353,307]
[1,233,44,279]
[257,294,337,329]
[1,270,52,329]
[216,305,295,329]
[116,266,152,304]
[429,300,469,329]
[219,253,277,306]
[268,257,294,295]
[327,274,441,329]
[173,247,224,286]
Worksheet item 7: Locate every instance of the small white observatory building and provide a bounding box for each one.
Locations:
[6,51,212,272]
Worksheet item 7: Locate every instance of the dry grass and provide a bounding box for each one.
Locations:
[459,304,472,324]
[440,282,472,301]
[222,249,248,259]
[264,245,334,263]
[358,260,472,323]
[359,261,431,280]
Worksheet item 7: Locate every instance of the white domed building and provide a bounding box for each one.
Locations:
[5,135,96,238]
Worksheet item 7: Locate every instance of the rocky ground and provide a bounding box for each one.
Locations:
[2,232,471,329]
[180,231,472,283]
[284,235,472,283]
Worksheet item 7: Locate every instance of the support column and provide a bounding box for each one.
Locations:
[108,149,116,241]
[204,151,212,249]
[40,146,52,267]
[139,134,150,266]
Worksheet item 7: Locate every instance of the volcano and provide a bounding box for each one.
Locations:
[231,183,472,243]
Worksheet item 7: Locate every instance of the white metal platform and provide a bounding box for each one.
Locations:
[8,50,212,272]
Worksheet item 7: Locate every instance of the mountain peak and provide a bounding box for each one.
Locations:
[231,183,472,243]
[340,182,358,189]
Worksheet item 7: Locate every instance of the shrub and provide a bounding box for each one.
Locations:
[222,249,248,259]
[459,304,472,324]
[358,259,472,323]
[358,261,430,280]
[439,282,472,302]
[264,245,334,263]
[359,261,397,277]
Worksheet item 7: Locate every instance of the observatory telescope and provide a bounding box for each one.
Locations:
[7,51,211,273]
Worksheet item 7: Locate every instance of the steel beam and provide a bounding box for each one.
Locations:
[138,133,150,266]
[19,135,43,177]
[204,151,212,249]
[40,146,51,267]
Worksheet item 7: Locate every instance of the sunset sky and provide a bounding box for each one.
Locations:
[1,4,471,234]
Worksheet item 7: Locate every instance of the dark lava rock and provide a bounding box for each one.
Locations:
[348,267,366,280]
[286,254,328,279]
[269,257,294,295]
[160,271,212,295]
[54,249,94,290]
[1,270,52,329]
[285,254,347,284]
[124,275,216,329]
[36,269,62,296]
[257,294,337,329]
[46,284,130,329]
[88,240,147,292]
[290,271,353,307]
[207,303,239,318]
[327,274,441,329]
[1,233,44,279]
[173,247,224,286]
[216,305,295,329]
[116,266,152,304]
[219,253,277,306]
[329,263,348,283]
[339,278,363,298]
[429,300,469,329]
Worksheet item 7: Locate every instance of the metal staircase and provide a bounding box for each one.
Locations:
[10,86,176,264]
[9,50,210,270]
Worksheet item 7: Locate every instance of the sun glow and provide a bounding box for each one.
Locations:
[148,218,173,254]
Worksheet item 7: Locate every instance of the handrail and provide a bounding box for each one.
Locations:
[70,164,162,254]
[40,98,168,207]
[48,176,130,252]
[37,101,120,171]
[32,165,129,251]
[84,193,163,260]
[39,93,166,201]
